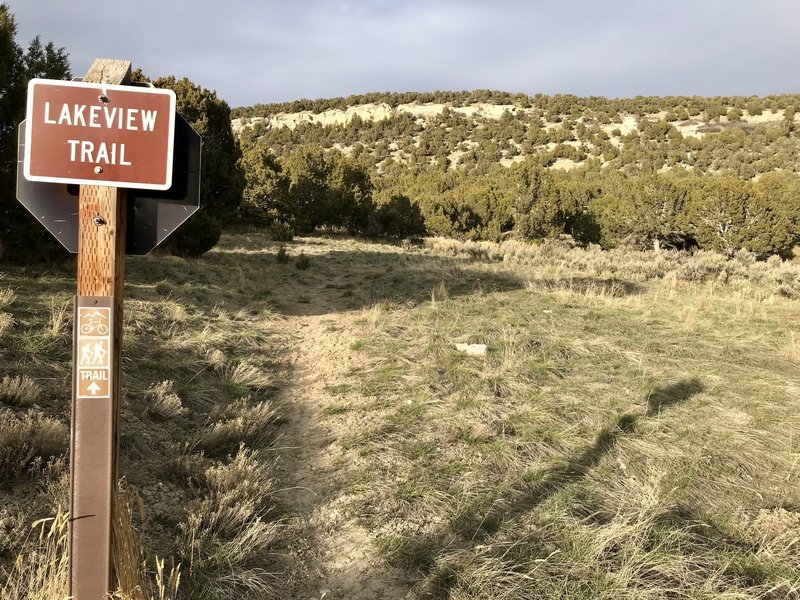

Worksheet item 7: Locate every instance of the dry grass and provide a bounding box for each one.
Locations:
[2,232,799,599]
[0,492,182,600]
[224,360,273,391]
[142,380,186,421]
[781,331,800,366]
[1,235,289,596]
[322,235,800,598]
[0,410,68,481]
[46,298,70,338]
[112,488,182,600]
[0,313,12,337]
[0,375,41,407]
[0,287,15,339]
[180,447,278,599]
[424,236,800,298]
[0,510,69,600]
[196,398,280,458]
[0,287,14,312]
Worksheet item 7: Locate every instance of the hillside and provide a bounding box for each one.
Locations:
[231,91,800,258]
[233,91,800,177]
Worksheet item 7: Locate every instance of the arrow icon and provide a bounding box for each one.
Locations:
[87,382,101,395]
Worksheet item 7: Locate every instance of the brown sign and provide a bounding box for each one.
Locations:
[24,79,176,190]
[75,305,112,398]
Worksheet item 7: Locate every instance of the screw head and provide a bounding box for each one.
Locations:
[94,166,103,174]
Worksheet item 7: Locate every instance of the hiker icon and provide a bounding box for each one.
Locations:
[79,340,109,366]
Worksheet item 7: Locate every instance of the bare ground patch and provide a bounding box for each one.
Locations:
[271,309,414,600]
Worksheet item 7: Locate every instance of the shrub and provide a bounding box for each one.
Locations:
[152,76,245,257]
[683,177,794,258]
[295,252,311,270]
[591,174,691,250]
[0,410,68,481]
[278,144,375,234]
[0,375,41,407]
[163,210,222,258]
[239,147,290,227]
[375,194,427,238]
[755,172,800,245]
[511,163,573,241]
[268,220,294,242]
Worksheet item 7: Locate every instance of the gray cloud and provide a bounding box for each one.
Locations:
[6,0,800,107]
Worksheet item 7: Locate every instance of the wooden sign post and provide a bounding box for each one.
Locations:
[18,57,196,599]
[71,58,131,600]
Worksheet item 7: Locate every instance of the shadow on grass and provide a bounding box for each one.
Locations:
[125,242,529,317]
[515,379,702,520]
[527,276,643,298]
[646,378,704,416]
[2,236,643,321]
[380,379,708,595]
[451,379,706,543]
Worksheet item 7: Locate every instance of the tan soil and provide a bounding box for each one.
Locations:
[272,306,413,600]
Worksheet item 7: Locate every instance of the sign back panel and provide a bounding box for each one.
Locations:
[17,113,201,255]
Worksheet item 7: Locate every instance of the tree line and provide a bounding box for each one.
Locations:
[0,4,71,262]
[232,90,800,124]
[239,140,798,258]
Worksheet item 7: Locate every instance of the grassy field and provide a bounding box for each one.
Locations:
[0,232,798,599]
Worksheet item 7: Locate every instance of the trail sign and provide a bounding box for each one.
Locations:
[75,305,112,398]
[13,58,202,600]
[16,112,202,255]
[24,79,176,190]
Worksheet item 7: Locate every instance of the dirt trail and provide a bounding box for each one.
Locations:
[272,307,413,600]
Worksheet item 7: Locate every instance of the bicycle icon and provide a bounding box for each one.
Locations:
[79,310,109,335]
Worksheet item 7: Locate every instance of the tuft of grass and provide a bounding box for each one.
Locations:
[275,245,290,264]
[112,487,182,600]
[430,280,448,303]
[0,312,13,337]
[780,331,800,366]
[195,399,280,458]
[0,508,27,561]
[224,360,272,392]
[0,286,15,338]
[143,381,186,421]
[179,447,278,600]
[295,251,310,270]
[377,534,440,571]
[0,375,42,407]
[205,348,227,371]
[0,410,68,481]
[46,298,70,338]
[0,287,14,312]
[0,509,69,600]
[3,488,181,600]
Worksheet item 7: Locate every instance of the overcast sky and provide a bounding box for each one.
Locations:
[7,1,800,108]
